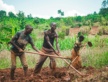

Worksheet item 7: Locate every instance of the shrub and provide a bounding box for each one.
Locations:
[80,26,91,35]
[98,26,108,35]
[58,31,65,39]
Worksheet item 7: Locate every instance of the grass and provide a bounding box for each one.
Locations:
[1,34,108,50]
[0,46,108,69]
[0,35,108,69]
[81,47,108,68]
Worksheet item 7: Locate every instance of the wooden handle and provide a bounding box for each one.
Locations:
[25,51,85,76]
[63,58,84,76]
[54,52,85,76]
[68,56,78,68]
[25,51,69,59]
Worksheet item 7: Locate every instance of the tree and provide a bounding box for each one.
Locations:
[58,10,61,14]
[75,16,82,22]
[57,9,64,17]
[0,10,6,17]
[102,0,107,8]
[27,14,33,19]
[61,12,64,16]
[102,0,108,8]
[99,8,108,16]
[33,18,40,28]
[17,11,26,29]
[0,10,7,24]
[17,11,25,18]
[100,16,107,25]
[8,12,16,18]
[65,17,73,26]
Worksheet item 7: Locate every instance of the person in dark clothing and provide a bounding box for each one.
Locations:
[9,25,43,80]
[31,22,61,76]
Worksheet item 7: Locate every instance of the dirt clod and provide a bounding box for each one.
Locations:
[0,67,108,82]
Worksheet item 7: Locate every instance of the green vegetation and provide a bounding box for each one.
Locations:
[83,52,108,68]
[0,0,108,69]
[0,7,108,47]
[0,35,108,69]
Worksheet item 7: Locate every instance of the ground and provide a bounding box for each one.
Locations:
[0,66,108,82]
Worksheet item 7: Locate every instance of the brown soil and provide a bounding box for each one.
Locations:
[89,26,99,35]
[0,66,108,82]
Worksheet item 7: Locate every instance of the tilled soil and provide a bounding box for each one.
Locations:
[0,66,108,82]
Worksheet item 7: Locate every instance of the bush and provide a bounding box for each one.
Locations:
[98,26,108,35]
[80,26,91,35]
[58,31,65,39]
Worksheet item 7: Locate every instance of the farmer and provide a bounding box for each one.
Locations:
[9,25,43,80]
[69,35,85,69]
[31,22,60,76]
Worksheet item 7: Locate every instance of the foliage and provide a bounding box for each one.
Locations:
[80,26,91,35]
[102,0,108,8]
[0,7,108,50]
[99,8,108,17]
[1,37,108,68]
[1,1,108,69]
[58,32,65,39]
[98,26,108,35]
[57,9,64,17]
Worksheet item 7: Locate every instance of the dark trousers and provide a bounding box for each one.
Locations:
[33,47,56,75]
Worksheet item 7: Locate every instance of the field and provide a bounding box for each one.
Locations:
[0,1,108,81]
[0,35,108,82]
[0,66,108,82]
